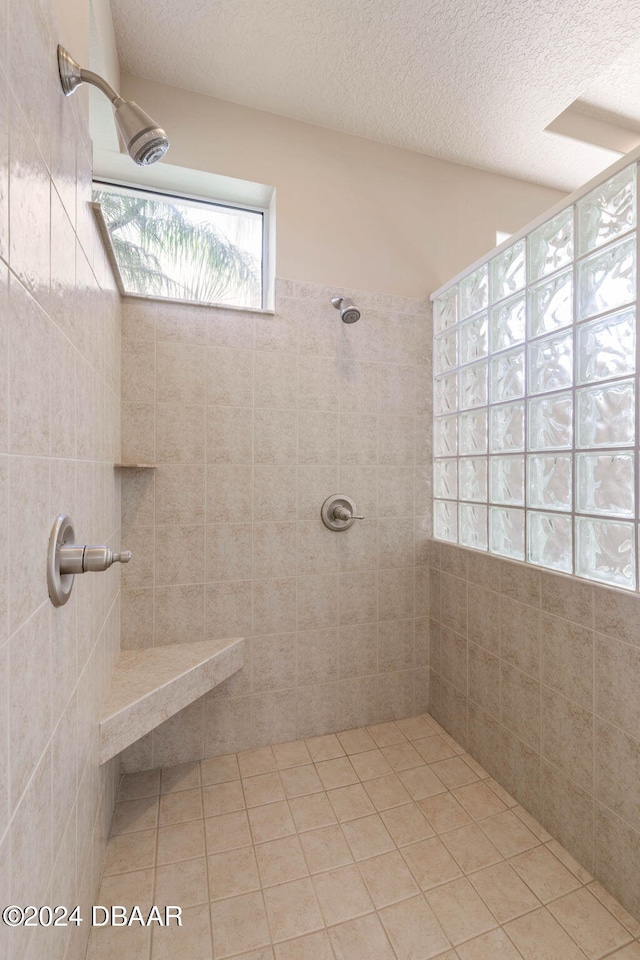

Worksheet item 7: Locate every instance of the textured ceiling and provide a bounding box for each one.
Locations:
[110,0,640,190]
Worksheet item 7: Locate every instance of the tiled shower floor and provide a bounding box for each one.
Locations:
[88,713,640,960]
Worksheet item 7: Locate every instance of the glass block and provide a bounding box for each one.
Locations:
[528,393,572,450]
[459,265,488,320]
[489,456,524,505]
[576,380,635,448]
[459,409,488,455]
[434,458,458,500]
[459,361,487,410]
[490,402,524,453]
[527,455,572,511]
[434,416,457,457]
[576,307,635,384]
[434,500,458,543]
[434,328,457,375]
[459,457,487,502]
[578,164,637,255]
[489,506,525,560]
[434,372,458,416]
[528,268,573,338]
[491,294,526,352]
[529,208,574,282]
[527,511,573,573]
[577,233,636,320]
[434,286,457,333]
[576,452,634,518]
[490,347,525,403]
[460,313,488,364]
[459,503,488,551]
[576,516,635,589]
[528,330,573,396]
[490,239,526,302]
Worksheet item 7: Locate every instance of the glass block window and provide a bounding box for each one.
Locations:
[432,159,639,590]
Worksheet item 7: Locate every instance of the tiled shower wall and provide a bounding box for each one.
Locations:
[119,281,431,771]
[1,3,122,959]
[428,538,640,919]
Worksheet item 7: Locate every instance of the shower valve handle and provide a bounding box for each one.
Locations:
[59,544,132,574]
[333,506,364,522]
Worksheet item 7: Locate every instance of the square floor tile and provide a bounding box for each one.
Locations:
[399,765,448,801]
[205,810,252,854]
[312,864,374,924]
[151,903,212,960]
[103,830,157,875]
[358,850,420,907]
[263,878,324,941]
[504,907,588,960]
[350,749,394,781]
[161,761,201,793]
[364,773,412,810]
[381,742,425,771]
[418,792,472,833]
[238,746,277,778]
[248,800,296,843]
[280,764,323,798]
[272,740,313,770]
[157,820,205,865]
[414,736,458,763]
[341,813,395,860]
[441,823,503,874]
[456,927,523,960]
[203,781,245,817]
[379,894,451,960]
[210,892,271,958]
[243,772,286,808]
[329,913,396,960]
[426,877,498,946]
[274,930,333,960]
[305,734,345,762]
[299,824,353,873]
[547,887,632,960]
[289,793,337,832]
[201,753,240,785]
[337,728,377,754]
[479,810,539,858]
[468,862,541,923]
[208,846,260,900]
[381,802,435,847]
[255,835,309,887]
[327,784,376,822]
[452,781,508,820]
[430,757,479,789]
[315,757,358,790]
[510,846,581,903]
[401,837,462,891]
[155,857,209,908]
[368,721,407,747]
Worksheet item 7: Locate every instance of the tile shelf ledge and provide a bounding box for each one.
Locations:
[99,637,244,764]
[114,463,156,469]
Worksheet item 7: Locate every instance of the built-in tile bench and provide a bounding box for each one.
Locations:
[99,637,244,763]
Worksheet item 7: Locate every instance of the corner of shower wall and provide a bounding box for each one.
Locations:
[118,278,432,772]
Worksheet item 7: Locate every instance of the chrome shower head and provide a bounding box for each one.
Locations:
[57,45,169,166]
[331,296,361,323]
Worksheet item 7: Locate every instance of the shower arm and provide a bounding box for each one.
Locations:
[58,46,123,106]
[79,68,124,106]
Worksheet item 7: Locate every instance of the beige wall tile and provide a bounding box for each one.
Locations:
[207,346,254,407]
[541,614,593,711]
[541,689,594,792]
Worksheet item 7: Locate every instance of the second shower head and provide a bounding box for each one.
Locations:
[332,296,361,323]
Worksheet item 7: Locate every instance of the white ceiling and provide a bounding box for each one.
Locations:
[110,0,640,191]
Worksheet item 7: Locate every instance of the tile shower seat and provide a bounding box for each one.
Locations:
[100,637,244,764]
